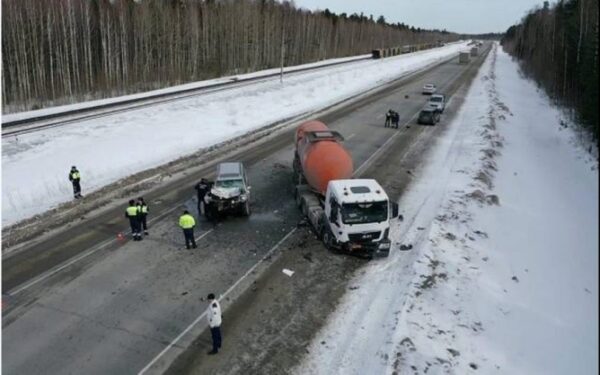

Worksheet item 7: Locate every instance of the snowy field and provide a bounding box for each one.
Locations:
[295,43,598,374]
[1,42,468,227]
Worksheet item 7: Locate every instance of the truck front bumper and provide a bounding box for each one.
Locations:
[344,238,391,258]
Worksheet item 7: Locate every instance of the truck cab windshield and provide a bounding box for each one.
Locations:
[215,179,245,189]
[341,201,388,224]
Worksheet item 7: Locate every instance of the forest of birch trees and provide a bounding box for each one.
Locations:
[501,0,598,140]
[1,0,457,112]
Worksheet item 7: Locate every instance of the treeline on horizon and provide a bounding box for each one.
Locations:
[501,0,598,141]
[1,0,458,113]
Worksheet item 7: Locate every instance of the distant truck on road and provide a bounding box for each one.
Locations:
[292,121,398,258]
[470,47,479,56]
[459,51,470,64]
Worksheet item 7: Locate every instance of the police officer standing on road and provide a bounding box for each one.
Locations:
[385,109,393,128]
[194,178,212,216]
[392,110,400,129]
[206,293,222,355]
[137,197,149,235]
[69,166,82,199]
[125,199,142,241]
[179,210,197,249]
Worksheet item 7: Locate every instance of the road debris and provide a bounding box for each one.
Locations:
[282,268,295,277]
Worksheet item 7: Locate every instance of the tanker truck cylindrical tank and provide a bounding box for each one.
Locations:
[295,121,354,195]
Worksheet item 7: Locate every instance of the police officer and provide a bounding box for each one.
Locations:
[206,293,222,355]
[392,110,400,129]
[194,178,212,216]
[385,109,393,128]
[179,210,197,249]
[69,166,82,199]
[137,197,149,235]
[125,199,142,241]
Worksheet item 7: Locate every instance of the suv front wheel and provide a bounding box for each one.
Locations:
[241,201,251,216]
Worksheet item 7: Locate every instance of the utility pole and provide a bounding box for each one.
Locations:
[280,19,285,83]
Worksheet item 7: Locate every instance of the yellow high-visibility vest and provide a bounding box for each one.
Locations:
[126,206,138,217]
[179,214,196,229]
[71,171,80,180]
[139,204,148,214]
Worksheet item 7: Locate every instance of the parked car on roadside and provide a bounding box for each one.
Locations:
[417,106,441,125]
[422,83,436,95]
[427,94,446,112]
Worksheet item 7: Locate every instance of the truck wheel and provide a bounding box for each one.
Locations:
[322,229,335,250]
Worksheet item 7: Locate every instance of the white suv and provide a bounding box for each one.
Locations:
[428,94,446,112]
[204,162,251,218]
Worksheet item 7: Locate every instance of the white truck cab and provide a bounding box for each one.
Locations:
[321,179,396,257]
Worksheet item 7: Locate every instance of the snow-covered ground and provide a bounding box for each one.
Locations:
[1,42,468,227]
[295,43,598,374]
[1,53,372,122]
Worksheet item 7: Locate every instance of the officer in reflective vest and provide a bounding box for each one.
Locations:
[69,166,82,199]
[137,197,149,235]
[125,199,142,241]
[179,210,197,249]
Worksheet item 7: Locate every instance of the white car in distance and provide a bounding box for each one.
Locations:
[422,83,436,95]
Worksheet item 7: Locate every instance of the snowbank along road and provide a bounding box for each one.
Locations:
[1,54,373,135]
[2,43,491,374]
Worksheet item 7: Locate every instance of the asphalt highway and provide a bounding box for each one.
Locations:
[2,44,491,375]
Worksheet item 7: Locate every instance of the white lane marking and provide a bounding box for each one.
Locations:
[346,133,356,140]
[353,111,420,177]
[8,237,116,296]
[195,229,214,242]
[7,204,197,295]
[137,227,297,375]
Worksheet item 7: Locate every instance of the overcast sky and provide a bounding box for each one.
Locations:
[292,0,545,34]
